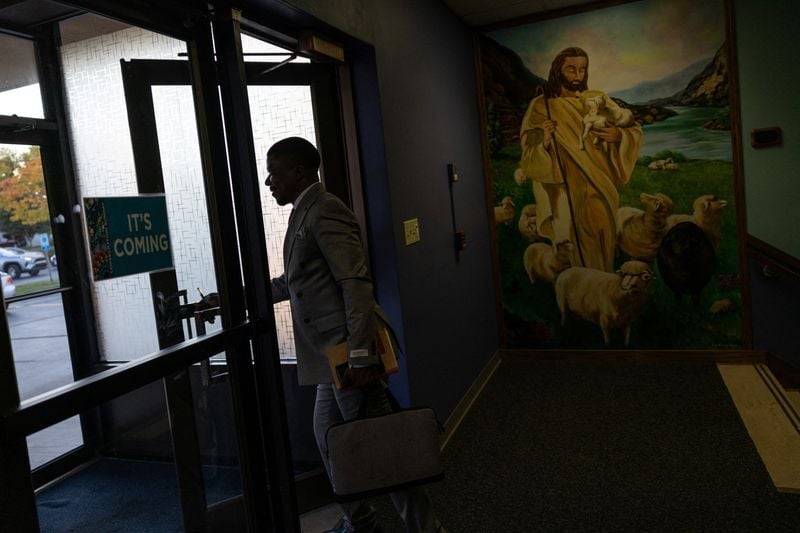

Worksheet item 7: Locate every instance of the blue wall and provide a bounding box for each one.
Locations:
[735,0,800,259]
[278,0,498,418]
[735,0,800,366]
[281,0,499,417]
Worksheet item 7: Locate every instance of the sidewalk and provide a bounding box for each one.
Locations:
[7,291,83,469]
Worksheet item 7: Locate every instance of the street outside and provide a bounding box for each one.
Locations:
[6,270,84,469]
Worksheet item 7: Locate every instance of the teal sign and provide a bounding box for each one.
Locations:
[84,195,174,280]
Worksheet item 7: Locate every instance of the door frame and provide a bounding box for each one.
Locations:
[118,24,357,517]
[0,10,300,532]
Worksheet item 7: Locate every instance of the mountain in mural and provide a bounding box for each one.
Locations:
[650,44,729,107]
[610,58,711,104]
[479,34,546,142]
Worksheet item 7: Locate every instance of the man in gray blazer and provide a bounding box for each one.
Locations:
[267,137,443,533]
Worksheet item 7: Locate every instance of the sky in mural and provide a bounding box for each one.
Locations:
[487,0,725,93]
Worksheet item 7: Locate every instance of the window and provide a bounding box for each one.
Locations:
[0,32,44,119]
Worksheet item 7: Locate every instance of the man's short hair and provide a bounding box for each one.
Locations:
[267,137,321,171]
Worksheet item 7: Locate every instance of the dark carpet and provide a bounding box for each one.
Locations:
[36,458,241,532]
[35,361,800,531]
[370,359,800,532]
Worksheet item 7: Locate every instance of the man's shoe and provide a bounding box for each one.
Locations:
[322,517,348,533]
[322,521,383,533]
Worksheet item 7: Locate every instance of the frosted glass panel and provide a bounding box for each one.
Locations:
[152,85,218,337]
[59,26,188,361]
[248,85,316,359]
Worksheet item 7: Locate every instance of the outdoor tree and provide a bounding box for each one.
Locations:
[0,148,19,180]
[0,148,24,236]
[0,146,51,235]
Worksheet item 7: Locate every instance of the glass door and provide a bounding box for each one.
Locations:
[1,9,292,531]
[0,142,83,469]
[0,27,94,477]
[118,42,351,477]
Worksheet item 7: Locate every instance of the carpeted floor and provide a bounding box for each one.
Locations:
[367,359,800,531]
[424,360,800,532]
[36,459,241,532]
[36,360,800,531]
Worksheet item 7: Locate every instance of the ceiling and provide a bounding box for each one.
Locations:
[0,0,591,93]
[441,0,590,27]
[0,0,593,37]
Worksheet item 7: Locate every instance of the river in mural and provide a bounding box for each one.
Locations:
[640,107,733,161]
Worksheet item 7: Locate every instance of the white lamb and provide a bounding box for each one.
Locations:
[494,196,516,225]
[518,204,544,242]
[555,260,654,346]
[579,92,635,151]
[523,241,573,284]
[616,192,674,262]
[648,157,678,171]
[666,194,728,251]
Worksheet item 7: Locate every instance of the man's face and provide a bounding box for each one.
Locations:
[265,155,302,206]
[560,56,587,93]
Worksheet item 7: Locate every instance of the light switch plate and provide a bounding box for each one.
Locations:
[403,218,420,245]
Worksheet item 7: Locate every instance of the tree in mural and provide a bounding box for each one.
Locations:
[0,146,51,238]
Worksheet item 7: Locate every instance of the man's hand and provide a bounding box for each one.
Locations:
[592,125,622,144]
[542,119,556,148]
[343,365,383,388]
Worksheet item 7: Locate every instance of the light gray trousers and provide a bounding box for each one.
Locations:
[313,383,440,533]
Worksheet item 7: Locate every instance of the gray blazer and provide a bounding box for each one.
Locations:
[271,182,385,385]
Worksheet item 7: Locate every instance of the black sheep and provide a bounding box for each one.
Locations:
[656,221,716,305]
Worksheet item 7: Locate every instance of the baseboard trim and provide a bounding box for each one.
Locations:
[767,352,800,390]
[441,351,502,451]
[499,349,766,363]
[755,364,800,434]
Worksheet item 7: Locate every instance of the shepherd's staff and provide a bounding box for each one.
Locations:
[537,85,586,267]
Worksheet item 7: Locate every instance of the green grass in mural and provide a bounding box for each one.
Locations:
[491,144,742,349]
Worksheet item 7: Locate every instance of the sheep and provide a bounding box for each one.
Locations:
[494,196,516,225]
[555,260,654,346]
[518,204,544,242]
[657,221,716,306]
[666,194,728,251]
[523,241,573,284]
[709,298,736,315]
[648,157,678,171]
[579,93,635,151]
[616,192,674,262]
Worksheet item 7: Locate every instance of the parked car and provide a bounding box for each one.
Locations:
[0,232,19,247]
[1,271,15,308]
[6,247,46,260]
[0,232,28,247]
[0,247,47,278]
